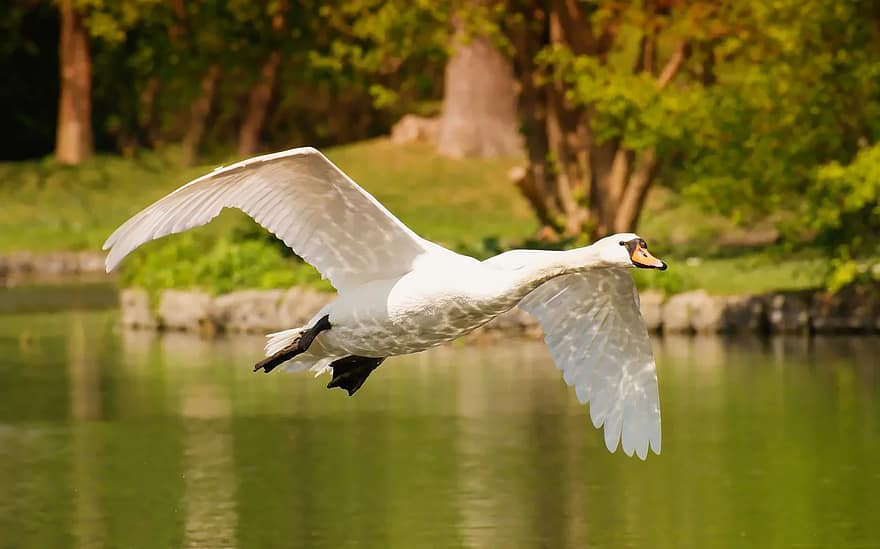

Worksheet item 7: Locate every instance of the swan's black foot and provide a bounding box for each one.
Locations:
[327,355,385,396]
[253,315,331,374]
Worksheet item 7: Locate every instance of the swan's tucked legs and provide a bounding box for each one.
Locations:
[253,314,332,373]
[326,356,386,396]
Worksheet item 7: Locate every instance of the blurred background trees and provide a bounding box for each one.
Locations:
[1,0,878,286]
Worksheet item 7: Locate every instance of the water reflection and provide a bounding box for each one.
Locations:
[69,312,106,549]
[0,309,878,548]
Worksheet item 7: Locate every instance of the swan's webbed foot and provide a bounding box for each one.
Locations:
[327,355,385,395]
[253,315,331,373]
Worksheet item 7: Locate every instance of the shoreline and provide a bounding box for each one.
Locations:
[119,285,880,337]
[0,251,107,284]
[3,250,875,336]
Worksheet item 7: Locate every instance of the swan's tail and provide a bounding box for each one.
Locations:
[263,327,337,376]
[264,327,305,356]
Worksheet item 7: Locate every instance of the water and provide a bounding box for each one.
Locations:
[0,284,878,548]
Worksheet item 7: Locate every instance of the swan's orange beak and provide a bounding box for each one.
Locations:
[632,246,667,270]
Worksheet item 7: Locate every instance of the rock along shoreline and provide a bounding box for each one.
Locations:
[120,284,880,338]
[0,251,107,281]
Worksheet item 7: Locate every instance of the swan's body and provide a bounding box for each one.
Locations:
[309,255,509,357]
[104,147,667,459]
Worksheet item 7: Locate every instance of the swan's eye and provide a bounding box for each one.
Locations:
[639,239,648,249]
[618,241,625,246]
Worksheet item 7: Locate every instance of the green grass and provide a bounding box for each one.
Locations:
[0,150,206,252]
[633,255,826,295]
[327,140,534,248]
[0,139,832,295]
[0,140,533,253]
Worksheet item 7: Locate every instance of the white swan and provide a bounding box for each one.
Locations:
[104,147,667,459]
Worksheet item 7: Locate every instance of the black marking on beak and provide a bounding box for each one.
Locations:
[622,238,667,270]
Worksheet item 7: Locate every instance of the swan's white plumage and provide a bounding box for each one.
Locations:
[519,269,661,459]
[102,147,441,291]
[103,146,666,460]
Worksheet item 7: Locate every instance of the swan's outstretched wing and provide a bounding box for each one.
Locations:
[103,147,443,291]
[519,269,661,459]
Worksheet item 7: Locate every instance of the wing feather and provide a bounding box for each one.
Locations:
[103,147,444,291]
[520,269,661,460]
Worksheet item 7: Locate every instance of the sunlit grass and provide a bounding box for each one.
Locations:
[0,149,206,252]
[0,139,533,253]
[327,139,534,248]
[634,255,826,295]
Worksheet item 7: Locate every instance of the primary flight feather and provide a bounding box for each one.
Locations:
[104,147,667,460]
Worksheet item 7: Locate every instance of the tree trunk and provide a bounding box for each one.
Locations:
[236,51,282,157]
[55,0,92,165]
[510,3,555,231]
[613,149,658,232]
[181,64,221,167]
[137,77,161,148]
[437,19,521,158]
[545,6,591,237]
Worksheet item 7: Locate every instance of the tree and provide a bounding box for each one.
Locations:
[318,1,449,121]
[237,51,282,156]
[180,64,221,166]
[233,1,290,157]
[55,0,93,164]
[53,0,172,159]
[315,1,719,238]
[507,0,736,240]
[436,3,520,158]
[674,0,880,285]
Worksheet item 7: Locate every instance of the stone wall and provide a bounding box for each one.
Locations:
[120,287,334,335]
[120,285,880,337]
[0,251,106,280]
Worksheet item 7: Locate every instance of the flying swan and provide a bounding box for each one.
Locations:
[104,147,667,459]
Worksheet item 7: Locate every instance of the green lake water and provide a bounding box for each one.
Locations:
[0,283,878,548]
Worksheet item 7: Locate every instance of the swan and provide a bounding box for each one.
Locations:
[104,147,667,459]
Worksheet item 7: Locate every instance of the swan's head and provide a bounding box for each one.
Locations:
[595,233,667,270]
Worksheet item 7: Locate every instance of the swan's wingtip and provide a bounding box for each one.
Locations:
[279,145,321,158]
[103,249,122,273]
[604,430,620,455]
[101,232,117,251]
[632,432,662,461]
[650,431,662,455]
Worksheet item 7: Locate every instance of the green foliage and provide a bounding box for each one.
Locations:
[631,266,694,296]
[74,0,165,43]
[676,0,880,220]
[807,144,880,290]
[538,43,699,153]
[314,0,449,117]
[809,144,880,244]
[118,233,332,295]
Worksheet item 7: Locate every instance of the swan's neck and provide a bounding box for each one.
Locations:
[487,246,609,302]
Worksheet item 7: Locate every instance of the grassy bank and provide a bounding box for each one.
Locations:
[0,140,533,252]
[1,139,828,295]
